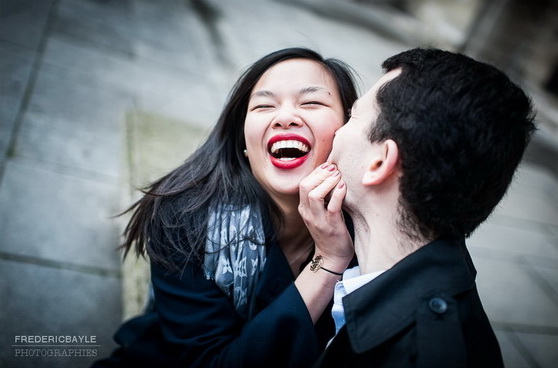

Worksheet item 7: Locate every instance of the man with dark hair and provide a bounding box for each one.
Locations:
[299,48,536,367]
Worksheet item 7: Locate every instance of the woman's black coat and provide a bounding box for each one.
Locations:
[93,242,334,368]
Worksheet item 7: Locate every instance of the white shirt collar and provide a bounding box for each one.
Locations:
[341,266,385,294]
[330,266,386,336]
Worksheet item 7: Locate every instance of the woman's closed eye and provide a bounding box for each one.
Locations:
[301,101,327,107]
[251,104,275,111]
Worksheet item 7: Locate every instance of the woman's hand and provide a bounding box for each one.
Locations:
[298,163,354,273]
[295,163,354,323]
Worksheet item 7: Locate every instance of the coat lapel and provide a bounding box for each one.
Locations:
[342,238,476,354]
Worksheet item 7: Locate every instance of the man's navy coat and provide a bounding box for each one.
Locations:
[315,238,504,368]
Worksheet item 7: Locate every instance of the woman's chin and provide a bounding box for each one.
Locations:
[267,179,304,199]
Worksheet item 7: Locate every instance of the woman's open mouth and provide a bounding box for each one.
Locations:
[267,134,311,169]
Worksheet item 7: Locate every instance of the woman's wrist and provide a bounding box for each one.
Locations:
[309,253,352,278]
[309,255,345,276]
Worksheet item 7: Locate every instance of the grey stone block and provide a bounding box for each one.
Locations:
[210,0,407,86]
[0,41,34,160]
[24,61,131,132]
[134,1,221,75]
[121,110,207,317]
[0,159,121,271]
[493,164,558,227]
[473,256,558,329]
[126,109,209,188]
[41,35,135,89]
[0,0,55,49]
[493,329,531,368]
[53,0,135,56]
[515,163,558,194]
[469,221,558,261]
[513,331,558,368]
[527,263,558,303]
[0,259,121,368]
[15,110,123,180]
[52,0,214,80]
[127,65,218,129]
[41,35,218,128]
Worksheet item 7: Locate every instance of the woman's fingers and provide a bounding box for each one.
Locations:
[299,163,345,222]
[299,164,336,194]
[299,163,337,207]
[326,180,346,214]
[299,164,353,261]
[307,172,341,213]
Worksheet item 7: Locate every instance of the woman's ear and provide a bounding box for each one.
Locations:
[362,139,399,186]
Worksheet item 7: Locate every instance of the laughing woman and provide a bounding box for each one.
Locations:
[93,48,357,368]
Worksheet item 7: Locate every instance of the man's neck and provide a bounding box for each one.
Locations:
[349,204,425,275]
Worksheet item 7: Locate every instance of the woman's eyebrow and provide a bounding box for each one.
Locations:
[250,90,275,99]
[250,86,330,99]
[299,86,331,96]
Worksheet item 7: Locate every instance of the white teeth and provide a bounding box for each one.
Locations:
[270,140,310,154]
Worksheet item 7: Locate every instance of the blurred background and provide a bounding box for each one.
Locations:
[0,0,557,367]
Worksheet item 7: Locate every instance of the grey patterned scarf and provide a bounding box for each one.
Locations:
[203,204,267,319]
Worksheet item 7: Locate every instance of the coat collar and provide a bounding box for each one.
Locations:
[342,238,476,354]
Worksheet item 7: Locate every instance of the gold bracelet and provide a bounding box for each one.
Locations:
[310,255,344,276]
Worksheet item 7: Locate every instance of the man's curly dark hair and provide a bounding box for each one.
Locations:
[370,48,536,242]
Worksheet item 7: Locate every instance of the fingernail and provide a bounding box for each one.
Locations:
[320,163,329,169]
[328,164,336,172]
[338,181,345,189]
[332,170,340,177]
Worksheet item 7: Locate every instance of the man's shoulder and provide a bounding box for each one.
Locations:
[340,238,483,353]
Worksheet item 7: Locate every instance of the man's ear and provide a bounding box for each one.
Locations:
[362,139,399,186]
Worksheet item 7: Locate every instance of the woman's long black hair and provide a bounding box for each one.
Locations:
[122,47,358,270]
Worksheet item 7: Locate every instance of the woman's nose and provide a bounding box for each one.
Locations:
[272,106,303,129]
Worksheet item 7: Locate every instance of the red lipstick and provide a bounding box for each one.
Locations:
[267,134,311,170]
